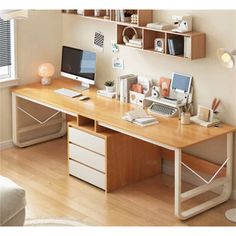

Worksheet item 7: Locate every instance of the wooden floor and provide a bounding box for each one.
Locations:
[0,137,235,226]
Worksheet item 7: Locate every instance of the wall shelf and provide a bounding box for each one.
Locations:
[62,9,206,60]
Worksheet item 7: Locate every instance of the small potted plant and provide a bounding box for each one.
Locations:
[104,80,115,93]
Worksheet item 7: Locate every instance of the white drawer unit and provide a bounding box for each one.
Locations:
[69,160,105,190]
[69,143,105,173]
[68,127,105,155]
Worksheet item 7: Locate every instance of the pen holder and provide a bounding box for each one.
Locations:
[181,112,191,125]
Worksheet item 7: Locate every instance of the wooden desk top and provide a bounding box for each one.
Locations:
[12,78,236,149]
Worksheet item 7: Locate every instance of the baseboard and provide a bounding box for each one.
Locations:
[163,160,236,201]
[0,139,14,150]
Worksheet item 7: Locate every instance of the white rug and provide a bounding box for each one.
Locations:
[24,218,86,226]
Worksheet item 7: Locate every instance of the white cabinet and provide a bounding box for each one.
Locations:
[68,126,106,190]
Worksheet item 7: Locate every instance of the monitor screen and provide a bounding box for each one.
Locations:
[61,46,96,84]
[171,72,192,93]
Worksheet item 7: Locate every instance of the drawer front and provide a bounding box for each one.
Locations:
[68,127,105,155]
[69,160,105,190]
[69,144,105,173]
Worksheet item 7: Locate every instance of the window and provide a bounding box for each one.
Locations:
[0,18,16,86]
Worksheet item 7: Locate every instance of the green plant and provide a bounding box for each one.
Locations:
[104,80,114,87]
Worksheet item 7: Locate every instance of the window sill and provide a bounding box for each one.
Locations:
[0,78,19,89]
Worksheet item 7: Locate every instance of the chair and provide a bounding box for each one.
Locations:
[0,176,26,226]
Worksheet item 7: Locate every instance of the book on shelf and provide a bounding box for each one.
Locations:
[168,38,184,55]
[97,90,116,99]
[190,115,221,128]
[184,36,191,58]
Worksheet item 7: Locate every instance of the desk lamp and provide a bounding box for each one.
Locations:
[38,63,55,85]
[217,48,236,223]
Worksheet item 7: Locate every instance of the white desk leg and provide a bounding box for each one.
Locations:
[175,132,234,220]
[174,148,182,218]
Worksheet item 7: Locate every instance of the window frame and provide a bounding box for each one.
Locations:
[0,19,18,88]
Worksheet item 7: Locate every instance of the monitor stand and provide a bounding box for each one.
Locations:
[73,82,90,91]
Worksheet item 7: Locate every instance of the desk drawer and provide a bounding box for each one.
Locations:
[68,127,105,155]
[69,143,105,173]
[69,160,105,190]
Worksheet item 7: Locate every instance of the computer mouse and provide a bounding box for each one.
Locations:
[79,96,90,101]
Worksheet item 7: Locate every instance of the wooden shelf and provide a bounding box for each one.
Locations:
[62,9,206,60]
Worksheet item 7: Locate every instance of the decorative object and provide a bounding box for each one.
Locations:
[172,15,192,33]
[217,48,236,68]
[160,77,171,97]
[24,218,85,226]
[122,26,138,44]
[94,31,104,52]
[38,63,55,85]
[112,57,124,69]
[111,41,119,53]
[104,80,115,92]
[131,14,138,24]
[154,38,165,53]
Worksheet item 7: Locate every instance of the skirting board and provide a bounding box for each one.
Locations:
[163,160,236,201]
[0,139,14,150]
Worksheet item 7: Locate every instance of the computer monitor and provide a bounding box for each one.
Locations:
[61,46,96,91]
[171,72,192,94]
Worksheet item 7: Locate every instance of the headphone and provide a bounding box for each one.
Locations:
[122,27,138,44]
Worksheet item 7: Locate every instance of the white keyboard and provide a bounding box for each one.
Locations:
[54,88,82,98]
[148,103,178,117]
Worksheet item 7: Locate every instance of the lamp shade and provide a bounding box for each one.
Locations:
[38,63,55,78]
[217,48,235,69]
[38,63,55,85]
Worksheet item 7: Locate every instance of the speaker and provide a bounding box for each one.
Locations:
[122,27,138,44]
[154,38,165,53]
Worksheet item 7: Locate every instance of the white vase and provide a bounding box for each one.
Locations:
[105,86,114,93]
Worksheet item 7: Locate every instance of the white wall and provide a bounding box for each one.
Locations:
[62,10,236,194]
[0,10,62,142]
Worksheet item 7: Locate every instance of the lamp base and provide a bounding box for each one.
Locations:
[225,208,236,223]
[41,77,51,85]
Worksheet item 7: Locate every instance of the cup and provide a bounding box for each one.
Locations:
[181,112,191,125]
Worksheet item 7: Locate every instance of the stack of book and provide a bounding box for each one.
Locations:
[97,90,116,99]
[122,109,159,127]
[125,38,142,48]
[168,37,184,56]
